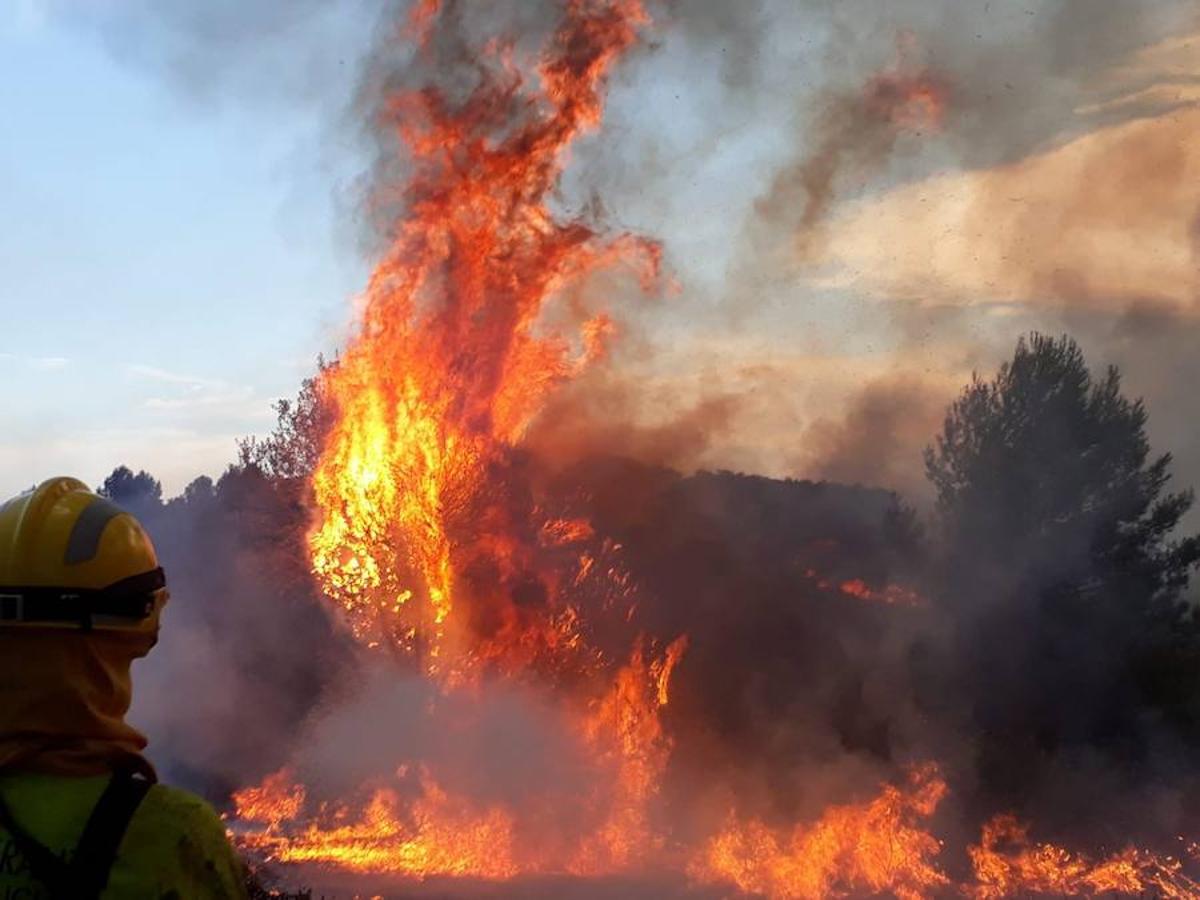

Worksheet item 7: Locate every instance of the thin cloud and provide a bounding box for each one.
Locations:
[142,387,257,413]
[0,352,71,371]
[127,363,224,390]
[127,364,265,419]
[30,356,69,371]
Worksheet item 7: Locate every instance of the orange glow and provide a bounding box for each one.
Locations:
[233,768,305,830]
[235,769,518,880]
[865,70,949,132]
[570,636,688,874]
[539,517,597,547]
[969,814,1200,899]
[803,568,927,606]
[307,0,659,679]
[838,578,926,607]
[234,639,687,881]
[690,763,949,900]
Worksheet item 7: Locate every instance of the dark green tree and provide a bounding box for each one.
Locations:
[98,465,164,514]
[181,475,216,507]
[927,333,1198,605]
[924,333,1200,809]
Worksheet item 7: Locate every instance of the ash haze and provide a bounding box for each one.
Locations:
[3,0,1198,527]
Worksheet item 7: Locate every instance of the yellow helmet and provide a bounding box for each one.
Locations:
[0,477,167,632]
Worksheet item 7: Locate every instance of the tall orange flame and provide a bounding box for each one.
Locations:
[230,1,692,882]
[308,0,659,678]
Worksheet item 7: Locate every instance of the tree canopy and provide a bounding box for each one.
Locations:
[98,466,164,515]
[237,358,336,481]
[927,332,1198,606]
[924,333,1200,818]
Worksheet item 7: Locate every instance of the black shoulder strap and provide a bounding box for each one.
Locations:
[72,770,153,898]
[0,771,151,900]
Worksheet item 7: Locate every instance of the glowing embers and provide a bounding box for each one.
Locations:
[803,568,928,607]
[864,68,949,133]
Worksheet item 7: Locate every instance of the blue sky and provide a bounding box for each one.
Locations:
[3,0,1197,512]
[0,1,364,496]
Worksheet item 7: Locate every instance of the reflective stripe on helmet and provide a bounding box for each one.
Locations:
[64,498,125,565]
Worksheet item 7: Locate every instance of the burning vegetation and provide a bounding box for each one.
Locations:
[89,1,1200,898]
[306,0,663,683]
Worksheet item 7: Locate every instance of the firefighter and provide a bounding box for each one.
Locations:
[0,477,248,899]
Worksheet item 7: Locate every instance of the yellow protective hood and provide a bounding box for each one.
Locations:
[0,477,165,779]
[0,621,158,779]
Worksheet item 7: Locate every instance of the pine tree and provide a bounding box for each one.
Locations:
[925,333,1200,801]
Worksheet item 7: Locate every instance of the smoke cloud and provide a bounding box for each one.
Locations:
[801,373,948,500]
[122,470,358,798]
[49,0,377,108]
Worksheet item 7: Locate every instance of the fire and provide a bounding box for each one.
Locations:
[690,782,1200,900]
[803,568,927,606]
[233,769,305,831]
[230,0,696,884]
[690,764,949,900]
[228,1,1200,896]
[865,32,949,133]
[837,578,926,606]
[307,0,660,678]
[234,638,686,881]
[969,814,1200,899]
[570,636,688,874]
[235,768,518,880]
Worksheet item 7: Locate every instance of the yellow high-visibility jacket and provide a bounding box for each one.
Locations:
[0,772,248,899]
